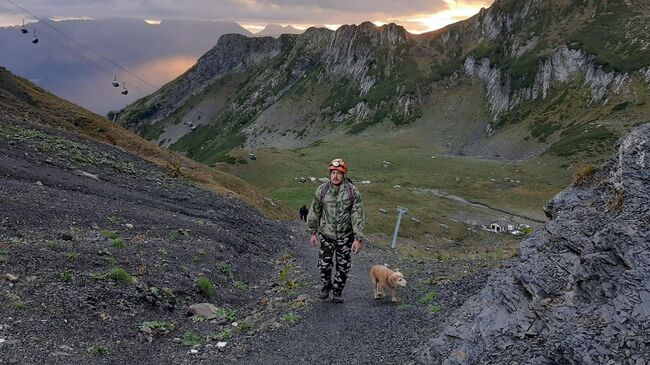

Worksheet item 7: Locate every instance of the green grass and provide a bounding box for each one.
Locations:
[108,267,132,285]
[139,321,176,335]
[101,230,119,240]
[551,125,617,157]
[60,269,75,283]
[195,276,215,299]
[211,329,232,341]
[221,132,570,246]
[570,0,650,73]
[282,313,301,322]
[87,345,109,357]
[418,289,439,305]
[0,127,134,173]
[181,332,202,347]
[218,261,233,279]
[111,238,127,248]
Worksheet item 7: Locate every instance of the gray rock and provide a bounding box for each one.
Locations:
[421,124,650,364]
[188,303,220,320]
[295,294,310,302]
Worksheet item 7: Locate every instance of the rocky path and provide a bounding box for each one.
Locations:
[224,227,491,365]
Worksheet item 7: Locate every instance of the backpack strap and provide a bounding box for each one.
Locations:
[320,180,355,206]
[320,181,331,204]
[346,180,355,204]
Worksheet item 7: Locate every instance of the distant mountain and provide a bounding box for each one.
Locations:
[118,0,650,166]
[255,24,304,37]
[0,18,252,114]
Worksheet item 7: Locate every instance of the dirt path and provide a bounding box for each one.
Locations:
[412,187,545,224]
[224,226,490,365]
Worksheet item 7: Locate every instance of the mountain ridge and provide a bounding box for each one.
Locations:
[117,0,649,165]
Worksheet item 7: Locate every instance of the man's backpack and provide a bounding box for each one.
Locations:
[319,179,355,205]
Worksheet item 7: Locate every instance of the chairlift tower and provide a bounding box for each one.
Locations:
[390,206,408,249]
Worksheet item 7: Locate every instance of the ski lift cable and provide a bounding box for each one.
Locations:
[0,5,149,96]
[0,4,126,84]
[3,0,160,92]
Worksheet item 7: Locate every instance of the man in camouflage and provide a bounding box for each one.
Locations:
[307,158,365,303]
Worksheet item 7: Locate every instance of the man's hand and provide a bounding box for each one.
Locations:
[310,234,318,247]
[352,239,363,254]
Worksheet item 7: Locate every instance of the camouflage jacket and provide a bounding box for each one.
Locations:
[306,179,365,241]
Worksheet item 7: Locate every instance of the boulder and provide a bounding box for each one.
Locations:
[188,303,219,320]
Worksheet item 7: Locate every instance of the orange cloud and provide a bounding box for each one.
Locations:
[131,55,197,87]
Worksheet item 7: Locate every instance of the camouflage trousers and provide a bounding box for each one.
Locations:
[318,233,354,295]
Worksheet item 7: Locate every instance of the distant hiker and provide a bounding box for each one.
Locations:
[299,205,308,222]
[307,158,365,303]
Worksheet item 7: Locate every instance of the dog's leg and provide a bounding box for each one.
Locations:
[378,283,385,298]
[371,275,379,299]
[391,287,399,303]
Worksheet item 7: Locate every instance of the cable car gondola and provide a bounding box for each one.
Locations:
[31,29,38,44]
[121,83,128,95]
[20,20,28,34]
[112,75,119,88]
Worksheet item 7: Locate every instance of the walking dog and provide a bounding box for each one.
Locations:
[369,265,407,303]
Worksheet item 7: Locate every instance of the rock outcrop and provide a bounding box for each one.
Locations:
[464,46,631,119]
[422,124,650,364]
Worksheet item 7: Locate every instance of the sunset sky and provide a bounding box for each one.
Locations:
[0,0,493,34]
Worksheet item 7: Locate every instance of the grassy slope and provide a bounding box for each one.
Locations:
[0,67,292,220]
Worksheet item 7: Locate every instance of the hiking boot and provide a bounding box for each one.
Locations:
[319,286,331,300]
[332,293,344,304]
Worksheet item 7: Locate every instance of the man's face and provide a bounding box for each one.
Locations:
[330,170,343,185]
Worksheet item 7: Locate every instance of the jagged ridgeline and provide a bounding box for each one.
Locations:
[117,0,650,164]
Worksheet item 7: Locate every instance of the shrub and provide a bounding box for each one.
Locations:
[218,261,233,279]
[195,276,215,299]
[108,267,132,284]
[111,238,126,248]
[573,165,598,186]
[211,329,232,341]
[181,332,202,347]
[87,345,109,357]
[60,269,75,283]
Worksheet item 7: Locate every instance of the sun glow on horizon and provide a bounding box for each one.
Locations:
[144,19,162,25]
[406,0,492,33]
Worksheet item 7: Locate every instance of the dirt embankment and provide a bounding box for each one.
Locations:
[0,118,300,364]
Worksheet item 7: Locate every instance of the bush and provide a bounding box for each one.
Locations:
[108,267,132,284]
[111,238,126,248]
[195,276,215,299]
[60,269,75,283]
[573,165,598,186]
[181,332,202,347]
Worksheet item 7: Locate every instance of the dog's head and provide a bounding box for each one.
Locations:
[388,272,407,287]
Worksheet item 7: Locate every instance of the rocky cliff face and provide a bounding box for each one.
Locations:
[422,123,650,364]
[464,46,631,119]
